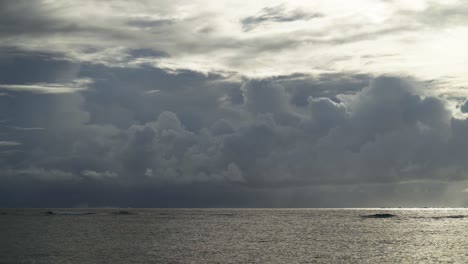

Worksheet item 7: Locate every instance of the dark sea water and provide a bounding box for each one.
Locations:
[1,208,468,263]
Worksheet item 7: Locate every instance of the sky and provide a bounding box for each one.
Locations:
[2,0,468,207]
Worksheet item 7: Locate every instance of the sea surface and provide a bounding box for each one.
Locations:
[1,208,468,263]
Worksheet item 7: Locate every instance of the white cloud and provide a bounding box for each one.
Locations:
[0,79,91,94]
[2,0,468,94]
[81,170,118,179]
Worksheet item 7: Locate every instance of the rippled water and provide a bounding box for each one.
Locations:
[1,209,468,263]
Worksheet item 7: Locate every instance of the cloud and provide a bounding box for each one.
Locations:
[0,141,21,147]
[2,1,468,207]
[1,47,467,207]
[2,168,78,182]
[4,126,45,131]
[0,47,81,84]
[2,56,468,207]
[0,1,70,36]
[241,5,323,31]
[81,170,118,180]
[1,0,468,89]
[126,18,175,28]
[460,100,468,113]
[126,48,169,59]
[395,1,468,28]
[0,80,90,94]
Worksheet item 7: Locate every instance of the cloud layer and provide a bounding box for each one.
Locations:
[1,48,468,207]
[2,1,468,207]
[2,0,468,89]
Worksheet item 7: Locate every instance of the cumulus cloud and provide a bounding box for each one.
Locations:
[3,1,468,207]
[2,50,468,207]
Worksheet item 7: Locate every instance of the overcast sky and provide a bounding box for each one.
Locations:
[2,0,468,207]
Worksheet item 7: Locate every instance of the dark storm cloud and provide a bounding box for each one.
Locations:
[79,64,232,130]
[2,48,468,207]
[241,5,323,31]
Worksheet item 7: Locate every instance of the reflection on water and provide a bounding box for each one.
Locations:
[1,209,467,263]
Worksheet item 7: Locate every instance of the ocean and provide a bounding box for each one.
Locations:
[1,208,467,263]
